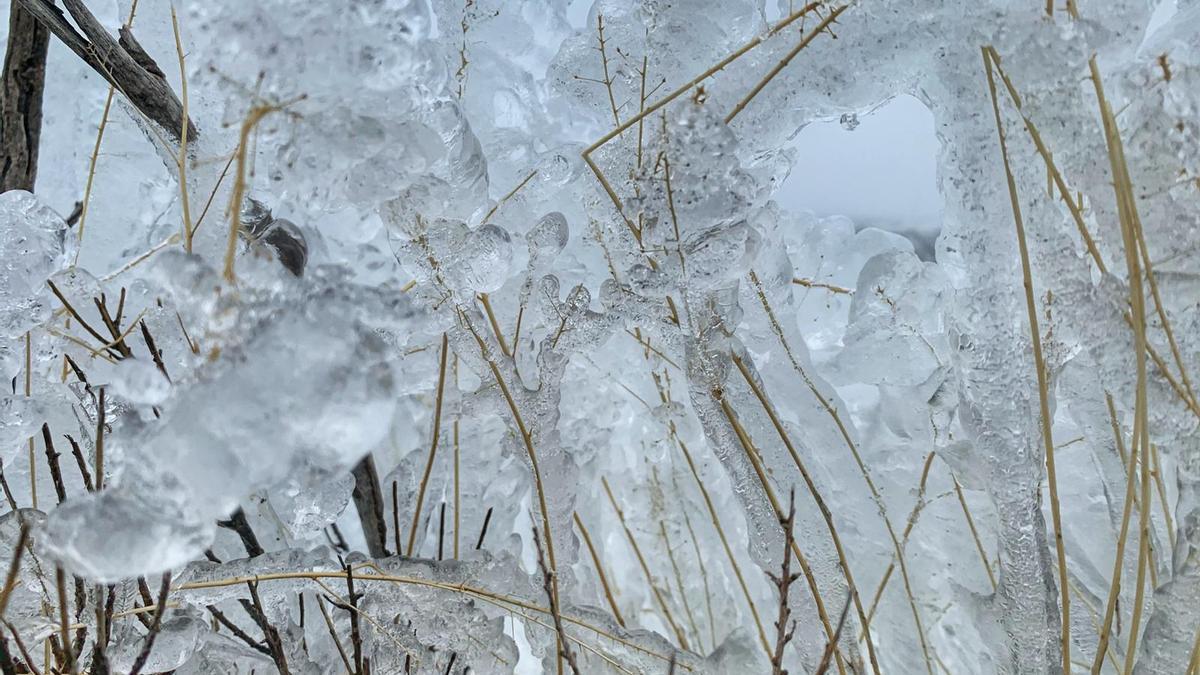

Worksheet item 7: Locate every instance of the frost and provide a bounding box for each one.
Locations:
[1,0,1198,672]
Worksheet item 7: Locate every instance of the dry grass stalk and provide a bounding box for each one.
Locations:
[668,426,773,657]
[659,520,702,651]
[792,277,853,294]
[573,512,626,628]
[600,476,690,650]
[986,46,1200,422]
[725,4,849,123]
[1088,55,1153,675]
[983,47,1070,671]
[953,477,997,591]
[679,506,717,650]
[716,395,851,674]
[408,333,451,556]
[170,7,194,251]
[582,2,823,236]
[864,451,936,627]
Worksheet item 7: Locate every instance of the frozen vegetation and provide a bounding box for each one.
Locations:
[0,0,1198,672]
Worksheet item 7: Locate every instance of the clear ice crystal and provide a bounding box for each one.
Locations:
[3,0,1198,672]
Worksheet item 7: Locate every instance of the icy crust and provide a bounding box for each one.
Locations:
[0,0,1197,672]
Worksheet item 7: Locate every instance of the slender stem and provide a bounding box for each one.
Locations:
[669,427,772,657]
[170,7,193,251]
[716,396,850,673]
[601,477,689,650]
[984,48,1069,671]
[407,333,450,556]
[1089,56,1152,675]
[725,5,849,123]
[1092,393,1142,672]
[573,512,625,628]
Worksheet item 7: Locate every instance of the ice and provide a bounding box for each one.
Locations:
[108,358,171,406]
[0,191,71,339]
[2,0,1199,672]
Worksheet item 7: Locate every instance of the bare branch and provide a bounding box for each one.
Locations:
[534,524,580,675]
[1,2,51,191]
[14,0,197,141]
[351,455,389,558]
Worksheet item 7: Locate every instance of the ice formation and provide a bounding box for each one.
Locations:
[0,0,1198,672]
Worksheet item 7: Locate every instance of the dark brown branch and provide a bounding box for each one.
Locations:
[40,425,66,504]
[350,456,389,558]
[92,296,132,358]
[0,524,30,619]
[316,595,354,674]
[88,585,115,675]
[0,1,51,192]
[116,26,165,80]
[437,502,446,561]
[343,563,364,675]
[206,604,272,657]
[139,320,170,382]
[13,0,197,142]
[217,508,265,558]
[475,506,493,550]
[127,569,171,672]
[0,634,17,675]
[46,280,116,355]
[391,481,400,557]
[64,436,94,493]
[5,621,41,675]
[534,525,580,675]
[244,581,290,674]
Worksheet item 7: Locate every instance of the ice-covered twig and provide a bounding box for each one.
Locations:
[767,491,798,675]
[127,572,172,675]
[533,524,580,675]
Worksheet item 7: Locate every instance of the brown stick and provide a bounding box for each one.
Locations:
[0,1,50,192]
[351,455,389,558]
[14,0,197,142]
[127,572,170,674]
[40,424,67,504]
[205,604,272,657]
[244,580,290,674]
[216,508,264,558]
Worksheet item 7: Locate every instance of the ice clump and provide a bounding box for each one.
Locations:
[0,0,1197,672]
[0,191,71,338]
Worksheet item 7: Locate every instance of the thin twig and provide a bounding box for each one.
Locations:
[205,604,272,657]
[316,594,354,674]
[408,333,450,556]
[534,525,581,675]
[217,508,264,558]
[767,491,799,675]
[0,526,28,619]
[574,512,625,628]
[128,572,171,675]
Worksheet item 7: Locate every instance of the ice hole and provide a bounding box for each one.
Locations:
[776,94,942,260]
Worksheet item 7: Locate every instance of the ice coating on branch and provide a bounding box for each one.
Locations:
[3,0,1199,672]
